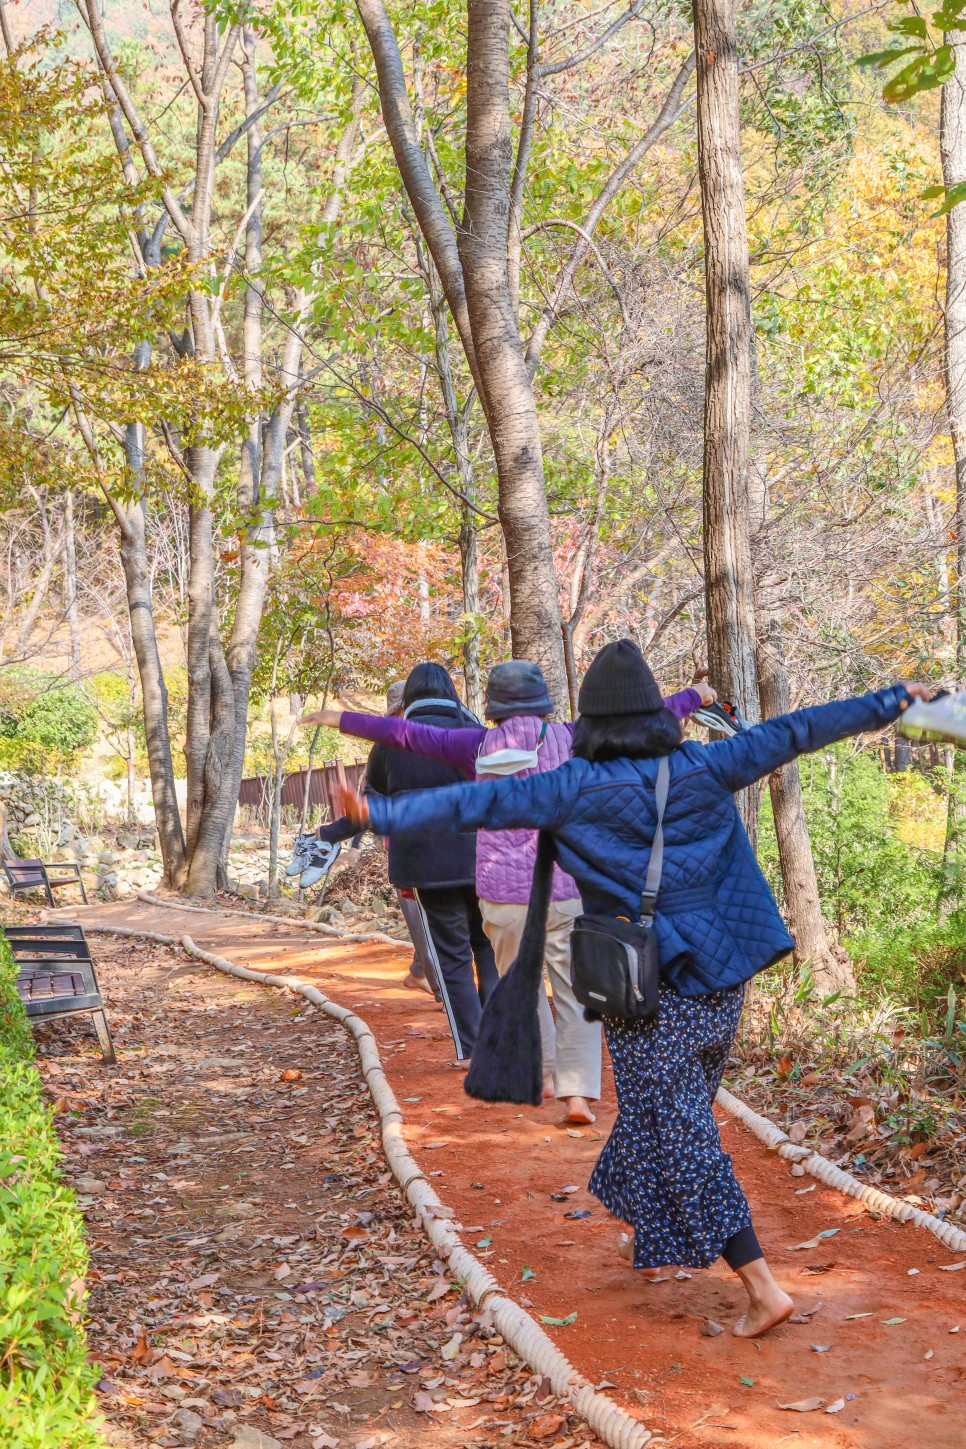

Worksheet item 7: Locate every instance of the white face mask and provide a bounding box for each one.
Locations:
[475,724,547,777]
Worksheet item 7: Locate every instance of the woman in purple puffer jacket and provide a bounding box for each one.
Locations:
[302,662,707,1124]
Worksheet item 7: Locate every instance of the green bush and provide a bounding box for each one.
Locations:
[758,745,963,1016]
[0,669,97,771]
[0,934,104,1448]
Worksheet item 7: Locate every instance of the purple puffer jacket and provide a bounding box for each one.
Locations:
[340,687,701,905]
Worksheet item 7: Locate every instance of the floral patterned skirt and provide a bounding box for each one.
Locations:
[588,984,750,1269]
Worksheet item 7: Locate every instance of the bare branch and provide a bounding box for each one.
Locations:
[525,51,696,376]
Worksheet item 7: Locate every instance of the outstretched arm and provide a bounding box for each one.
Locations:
[701,683,924,795]
[334,760,582,838]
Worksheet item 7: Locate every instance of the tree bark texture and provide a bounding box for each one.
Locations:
[357,0,567,709]
[117,477,187,887]
[941,34,966,905]
[693,0,760,833]
[459,0,566,708]
[62,489,81,676]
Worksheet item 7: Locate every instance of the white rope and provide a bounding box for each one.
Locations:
[75,918,656,1449]
[716,1085,966,1254]
[136,889,402,948]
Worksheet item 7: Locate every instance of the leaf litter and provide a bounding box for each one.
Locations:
[33,935,604,1449]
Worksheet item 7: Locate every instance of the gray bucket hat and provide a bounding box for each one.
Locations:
[484,661,554,721]
[385,680,407,716]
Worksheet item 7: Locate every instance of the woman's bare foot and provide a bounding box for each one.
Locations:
[401,971,434,995]
[562,1095,596,1125]
[617,1232,665,1279]
[732,1258,794,1338]
[542,1075,556,1100]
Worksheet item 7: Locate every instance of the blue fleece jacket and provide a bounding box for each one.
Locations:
[366,686,911,996]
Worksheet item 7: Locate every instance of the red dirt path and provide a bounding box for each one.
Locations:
[68,902,965,1449]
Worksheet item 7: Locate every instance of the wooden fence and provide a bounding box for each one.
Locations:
[237,760,366,822]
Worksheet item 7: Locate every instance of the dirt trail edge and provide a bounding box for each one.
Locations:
[57,900,965,1449]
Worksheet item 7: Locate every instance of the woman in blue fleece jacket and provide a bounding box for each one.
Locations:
[334,640,927,1339]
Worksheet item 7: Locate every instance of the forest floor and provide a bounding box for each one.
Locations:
[34,897,966,1449]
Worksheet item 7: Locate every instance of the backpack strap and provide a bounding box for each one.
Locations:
[639,755,670,925]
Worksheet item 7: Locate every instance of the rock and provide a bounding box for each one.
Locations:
[370,896,387,916]
[268,898,300,917]
[97,850,115,864]
[303,907,323,923]
[74,1175,107,1194]
[339,897,358,915]
[22,813,41,828]
[174,1408,203,1439]
[231,1429,282,1449]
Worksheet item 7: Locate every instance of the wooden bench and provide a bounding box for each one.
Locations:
[4,923,115,1063]
[2,858,88,907]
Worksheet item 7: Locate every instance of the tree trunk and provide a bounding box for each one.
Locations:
[941,32,966,908]
[63,489,81,677]
[459,0,566,708]
[693,0,760,834]
[116,472,187,886]
[357,0,566,708]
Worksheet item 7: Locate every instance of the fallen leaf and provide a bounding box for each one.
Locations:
[539,1311,578,1327]
[777,1055,793,1078]
[521,1266,536,1281]
[789,1229,840,1250]
[938,1261,966,1272]
[789,1301,823,1323]
[279,1068,302,1081]
[795,1184,816,1195]
[788,1121,808,1144]
[779,1397,826,1412]
[274,1264,291,1280]
[476,1235,492,1249]
[529,1413,567,1440]
[412,1391,437,1413]
[810,1343,832,1353]
[881,1317,906,1326]
[440,1333,462,1360]
[565,1128,584,1138]
[188,1271,219,1290]
[427,1280,452,1302]
[740,1375,755,1387]
[565,1208,591,1220]
[701,1318,724,1337]
[844,1312,874,1320]
[847,1104,876,1142]
[825,1398,846,1414]
[924,1349,934,1360]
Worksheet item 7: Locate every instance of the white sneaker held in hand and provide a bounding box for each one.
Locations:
[898,690,966,746]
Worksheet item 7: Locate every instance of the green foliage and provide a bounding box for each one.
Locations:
[0,670,97,767]
[759,746,964,1014]
[0,933,104,1448]
[859,1,966,104]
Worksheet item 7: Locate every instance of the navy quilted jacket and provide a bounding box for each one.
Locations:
[367,686,911,996]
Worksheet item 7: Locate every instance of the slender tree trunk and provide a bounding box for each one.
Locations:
[941,32,966,908]
[117,483,187,886]
[755,587,854,992]
[693,0,760,834]
[459,0,565,707]
[63,489,81,677]
[425,255,484,716]
[294,387,317,497]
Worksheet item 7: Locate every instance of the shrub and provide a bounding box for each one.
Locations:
[0,934,104,1448]
[758,745,961,1019]
[0,669,97,772]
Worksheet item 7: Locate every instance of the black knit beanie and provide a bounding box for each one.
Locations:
[577,639,664,717]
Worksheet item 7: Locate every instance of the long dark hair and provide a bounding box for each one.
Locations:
[403,661,460,709]
[571,707,682,763]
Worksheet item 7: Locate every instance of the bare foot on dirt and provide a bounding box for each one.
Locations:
[617,1232,666,1280]
[733,1258,794,1337]
[543,1075,556,1099]
[562,1096,596,1125]
[401,971,433,995]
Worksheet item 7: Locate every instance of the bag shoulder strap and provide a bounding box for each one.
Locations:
[639,755,670,924]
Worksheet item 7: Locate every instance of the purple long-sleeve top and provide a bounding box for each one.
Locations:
[339,688,702,904]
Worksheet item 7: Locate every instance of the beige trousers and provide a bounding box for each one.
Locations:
[479,897,601,1101]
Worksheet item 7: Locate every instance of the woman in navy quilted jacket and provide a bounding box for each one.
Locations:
[333,640,928,1338]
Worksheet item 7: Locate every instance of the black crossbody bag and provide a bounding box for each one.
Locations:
[570,755,669,1023]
